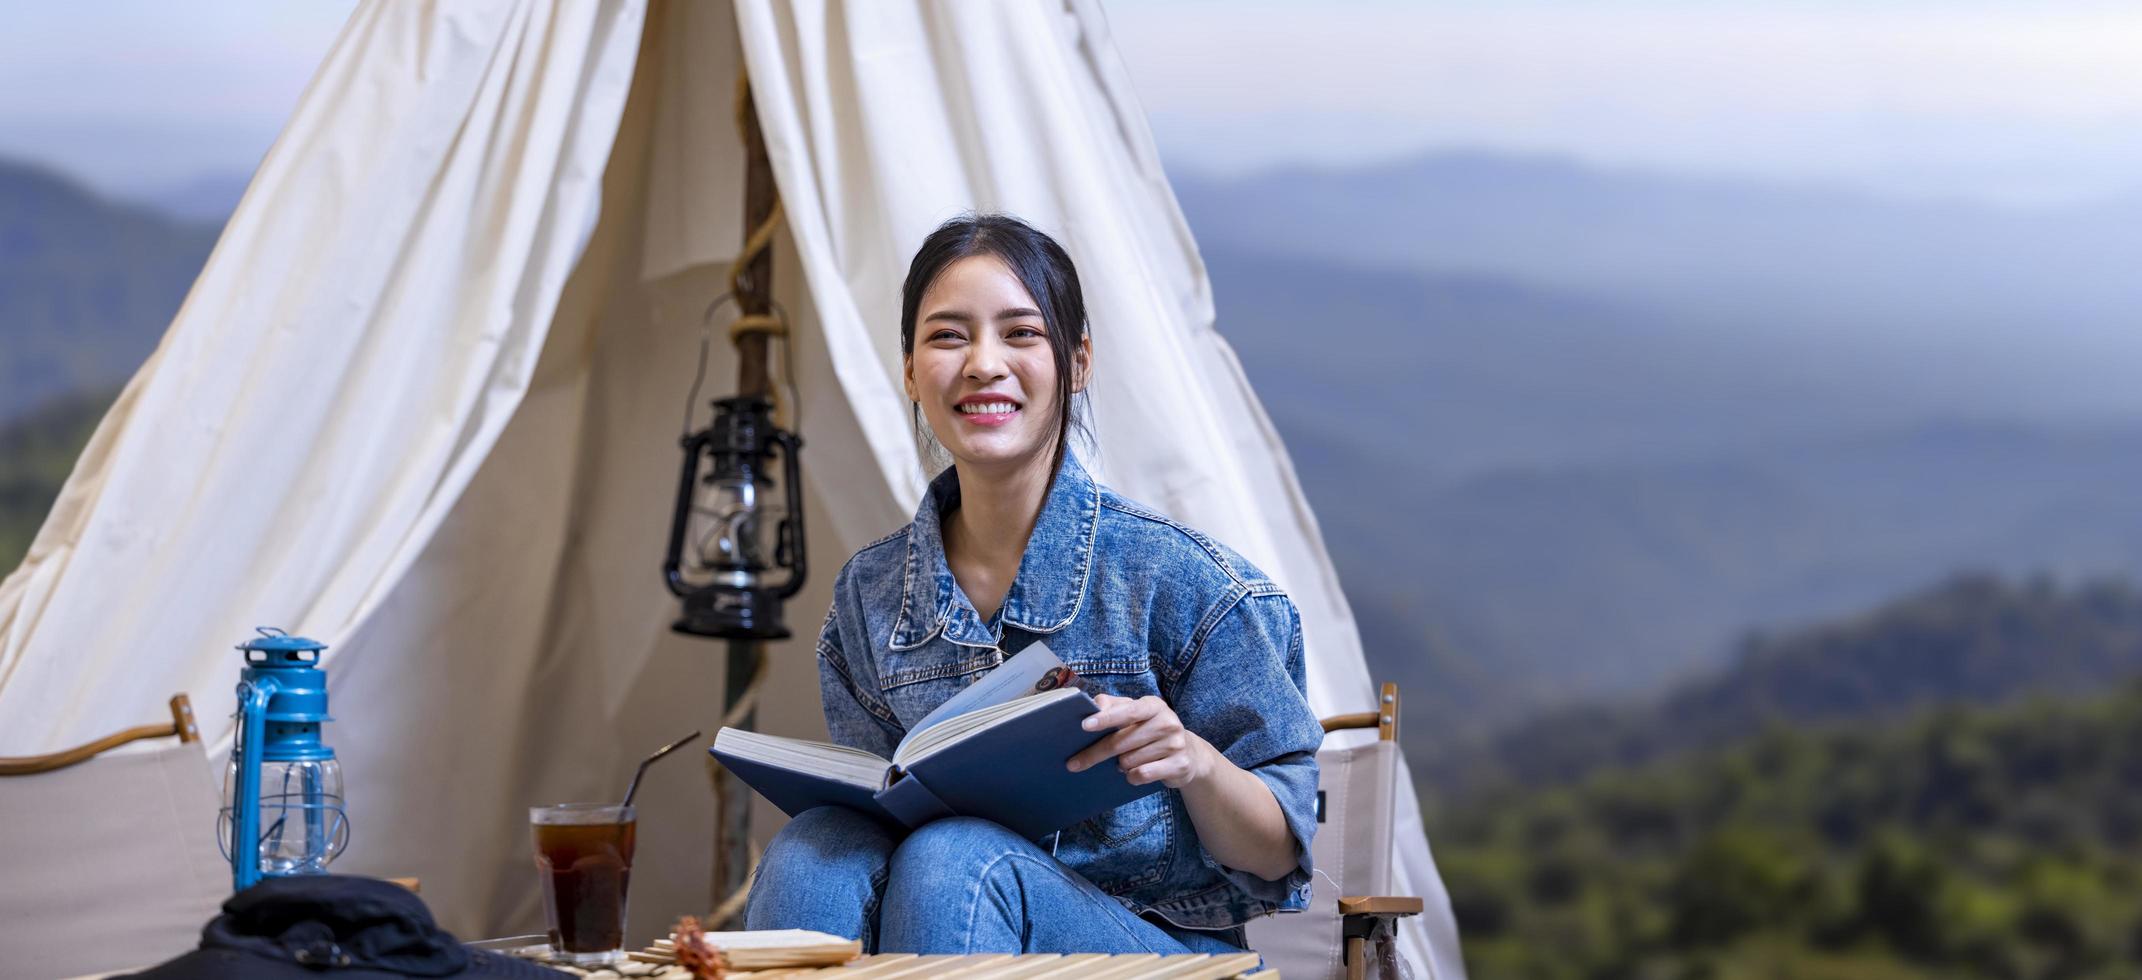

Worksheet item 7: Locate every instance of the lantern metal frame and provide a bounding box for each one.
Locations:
[662,295,808,640]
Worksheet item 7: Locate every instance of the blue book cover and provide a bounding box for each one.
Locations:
[708,744,900,826]
[710,644,1160,839]
[896,689,1159,839]
[873,765,955,828]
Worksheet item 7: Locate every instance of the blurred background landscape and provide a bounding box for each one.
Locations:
[6,1,2142,976]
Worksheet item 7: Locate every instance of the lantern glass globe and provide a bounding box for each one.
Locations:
[222,756,347,875]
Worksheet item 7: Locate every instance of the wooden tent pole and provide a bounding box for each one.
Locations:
[707,70,782,923]
[733,74,778,401]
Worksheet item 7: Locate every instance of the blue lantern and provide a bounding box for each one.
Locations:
[220,627,348,891]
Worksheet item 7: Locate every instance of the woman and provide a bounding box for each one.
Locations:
[743,214,1322,956]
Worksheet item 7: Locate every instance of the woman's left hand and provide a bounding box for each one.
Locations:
[1066,694,1216,789]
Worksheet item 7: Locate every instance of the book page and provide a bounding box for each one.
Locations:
[713,728,890,790]
[897,641,1075,755]
[894,687,1086,766]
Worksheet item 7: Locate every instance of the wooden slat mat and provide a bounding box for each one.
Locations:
[534,949,1266,978]
[737,952,1265,978]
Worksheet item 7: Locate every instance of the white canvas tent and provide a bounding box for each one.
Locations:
[0,1,1462,975]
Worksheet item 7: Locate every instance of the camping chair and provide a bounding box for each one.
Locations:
[1247,682,1424,980]
[0,695,232,978]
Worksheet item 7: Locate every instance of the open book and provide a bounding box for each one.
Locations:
[711,642,1158,839]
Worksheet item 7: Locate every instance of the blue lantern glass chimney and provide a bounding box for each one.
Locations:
[220,627,348,891]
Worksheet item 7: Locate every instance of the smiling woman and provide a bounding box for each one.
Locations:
[740,214,1327,957]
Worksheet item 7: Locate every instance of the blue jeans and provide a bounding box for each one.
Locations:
[744,807,1251,955]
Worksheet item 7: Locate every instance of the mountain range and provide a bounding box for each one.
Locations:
[1199,229,2142,746]
[1178,151,2142,353]
[1165,155,2142,747]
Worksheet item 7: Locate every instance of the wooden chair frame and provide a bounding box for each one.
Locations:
[1318,682,1421,980]
[0,694,200,776]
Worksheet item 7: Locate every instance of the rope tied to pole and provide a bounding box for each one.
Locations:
[727,66,786,342]
[725,199,788,342]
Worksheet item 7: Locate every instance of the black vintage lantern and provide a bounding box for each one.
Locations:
[664,392,806,639]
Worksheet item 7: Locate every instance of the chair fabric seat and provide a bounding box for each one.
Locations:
[0,741,231,978]
[1246,736,1399,980]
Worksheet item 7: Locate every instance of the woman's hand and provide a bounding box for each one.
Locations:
[1069,692,1301,881]
[1065,694,1216,789]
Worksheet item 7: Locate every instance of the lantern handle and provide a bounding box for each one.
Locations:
[684,292,797,437]
[669,295,739,598]
[679,295,736,440]
[229,676,278,891]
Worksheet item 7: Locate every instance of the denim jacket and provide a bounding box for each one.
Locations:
[813,453,1322,930]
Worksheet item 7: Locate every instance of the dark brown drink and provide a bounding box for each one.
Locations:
[530,804,636,963]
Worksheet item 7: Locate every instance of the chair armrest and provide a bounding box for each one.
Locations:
[0,695,200,776]
[1338,896,1422,917]
[1339,895,1421,980]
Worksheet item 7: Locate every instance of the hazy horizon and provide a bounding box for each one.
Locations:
[5,1,2140,210]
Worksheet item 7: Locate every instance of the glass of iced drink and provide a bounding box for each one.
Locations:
[530,803,637,965]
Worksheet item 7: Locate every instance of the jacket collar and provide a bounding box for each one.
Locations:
[890,453,1100,650]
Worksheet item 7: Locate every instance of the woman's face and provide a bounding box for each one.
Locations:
[905,254,1089,478]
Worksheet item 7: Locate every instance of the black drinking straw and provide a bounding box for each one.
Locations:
[622,730,703,809]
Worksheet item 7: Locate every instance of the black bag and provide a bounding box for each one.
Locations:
[122,875,566,979]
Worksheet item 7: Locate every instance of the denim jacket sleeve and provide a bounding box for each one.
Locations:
[1170,590,1322,910]
[814,602,904,760]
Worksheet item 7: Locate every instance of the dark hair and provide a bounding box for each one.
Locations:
[900,213,1091,479]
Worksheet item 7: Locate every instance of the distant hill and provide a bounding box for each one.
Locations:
[1183,152,2142,425]
[1426,575,2142,800]
[129,172,251,223]
[0,387,115,573]
[1203,246,1972,480]
[0,158,215,424]
[1442,676,2142,979]
[1399,423,2142,709]
[1379,422,2142,749]
[1207,238,2142,747]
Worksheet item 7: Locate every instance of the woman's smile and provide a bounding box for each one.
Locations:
[956,394,1023,427]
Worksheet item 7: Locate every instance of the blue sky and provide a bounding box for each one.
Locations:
[0,1,351,193]
[1109,0,2142,205]
[2,1,2137,207]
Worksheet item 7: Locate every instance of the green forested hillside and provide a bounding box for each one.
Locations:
[1442,680,2142,979]
[0,388,114,574]
[1426,576,2142,800]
